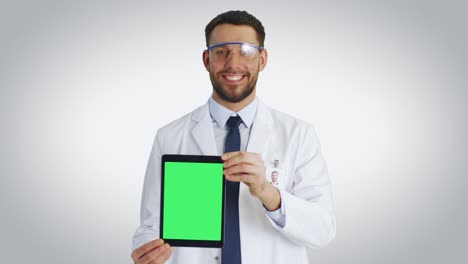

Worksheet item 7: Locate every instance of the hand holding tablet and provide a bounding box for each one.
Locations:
[160,155,225,248]
[131,239,173,264]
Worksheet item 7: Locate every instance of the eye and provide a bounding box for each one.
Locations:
[213,48,229,57]
[215,50,226,56]
[240,46,256,57]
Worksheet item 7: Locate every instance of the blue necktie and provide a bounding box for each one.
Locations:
[223,116,242,264]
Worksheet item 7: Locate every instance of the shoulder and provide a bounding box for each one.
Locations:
[258,100,322,151]
[157,103,208,138]
[260,100,315,132]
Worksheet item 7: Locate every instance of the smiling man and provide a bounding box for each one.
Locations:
[131,10,336,264]
[205,23,266,109]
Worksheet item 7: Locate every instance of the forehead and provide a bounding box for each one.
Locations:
[209,24,259,46]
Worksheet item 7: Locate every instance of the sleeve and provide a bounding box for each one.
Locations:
[265,126,336,249]
[264,190,286,227]
[132,131,165,250]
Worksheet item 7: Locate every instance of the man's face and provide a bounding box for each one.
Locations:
[203,24,267,103]
[271,172,278,182]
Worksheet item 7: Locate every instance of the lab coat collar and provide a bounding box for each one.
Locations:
[190,99,273,156]
[190,104,218,156]
[245,99,273,155]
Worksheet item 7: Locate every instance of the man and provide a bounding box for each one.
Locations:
[270,171,279,186]
[131,10,336,264]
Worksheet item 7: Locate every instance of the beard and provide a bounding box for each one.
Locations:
[210,70,259,103]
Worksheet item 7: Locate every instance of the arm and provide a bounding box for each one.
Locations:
[132,132,174,263]
[223,127,336,248]
[268,126,336,248]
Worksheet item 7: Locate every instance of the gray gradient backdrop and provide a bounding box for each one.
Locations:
[1,0,467,263]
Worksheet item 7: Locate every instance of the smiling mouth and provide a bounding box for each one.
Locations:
[222,74,245,82]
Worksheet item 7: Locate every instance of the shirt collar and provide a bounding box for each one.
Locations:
[208,96,258,129]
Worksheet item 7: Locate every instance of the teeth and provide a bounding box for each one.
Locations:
[225,75,242,81]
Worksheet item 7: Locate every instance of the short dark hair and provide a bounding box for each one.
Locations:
[205,10,265,47]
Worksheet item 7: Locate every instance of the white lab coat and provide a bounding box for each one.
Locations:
[133,100,336,264]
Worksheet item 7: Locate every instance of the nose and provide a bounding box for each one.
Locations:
[224,51,243,69]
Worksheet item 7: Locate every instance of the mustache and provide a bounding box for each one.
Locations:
[218,70,249,75]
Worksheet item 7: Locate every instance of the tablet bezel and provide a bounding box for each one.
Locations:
[160,154,225,248]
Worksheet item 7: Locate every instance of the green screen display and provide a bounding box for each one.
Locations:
[163,161,224,241]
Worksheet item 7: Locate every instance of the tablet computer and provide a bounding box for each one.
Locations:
[160,154,225,248]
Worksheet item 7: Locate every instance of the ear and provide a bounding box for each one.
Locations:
[202,50,210,72]
[259,48,268,72]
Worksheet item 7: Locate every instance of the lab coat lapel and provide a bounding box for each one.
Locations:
[190,103,218,156]
[246,100,273,157]
[240,100,274,256]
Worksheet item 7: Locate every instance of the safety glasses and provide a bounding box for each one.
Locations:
[207,42,264,63]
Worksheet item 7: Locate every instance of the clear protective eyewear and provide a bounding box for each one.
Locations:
[207,42,264,63]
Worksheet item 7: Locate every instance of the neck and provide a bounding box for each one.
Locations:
[211,91,256,112]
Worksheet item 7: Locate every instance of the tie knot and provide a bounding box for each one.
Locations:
[226,115,243,129]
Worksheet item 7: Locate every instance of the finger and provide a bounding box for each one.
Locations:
[140,243,171,264]
[150,246,173,264]
[225,173,247,182]
[225,171,260,184]
[221,151,242,161]
[132,239,165,260]
[224,164,257,178]
[223,152,260,168]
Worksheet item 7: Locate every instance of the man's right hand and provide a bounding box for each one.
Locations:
[131,239,173,264]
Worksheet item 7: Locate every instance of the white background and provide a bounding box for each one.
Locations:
[1,0,467,263]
